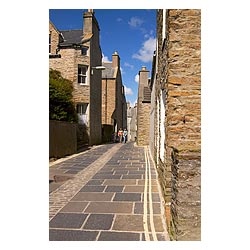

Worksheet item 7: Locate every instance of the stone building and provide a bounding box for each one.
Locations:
[127,102,137,142]
[136,66,151,146]
[101,51,127,141]
[149,9,201,240]
[49,10,103,146]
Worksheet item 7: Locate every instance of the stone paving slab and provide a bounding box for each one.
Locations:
[84,201,133,214]
[49,142,169,241]
[60,202,89,213]
[79,185,106,192]
[83,214,114,230]
[49,229,98,241]
[105,186,124,192]
[113,192,142,202]
[97,231,141,241]
[71,192,114,202]
[49,213,88,229]
[112,214,144,231]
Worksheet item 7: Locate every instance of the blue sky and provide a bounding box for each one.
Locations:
[49,9,156,106]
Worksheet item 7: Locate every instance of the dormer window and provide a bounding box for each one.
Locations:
[81,46,88,56]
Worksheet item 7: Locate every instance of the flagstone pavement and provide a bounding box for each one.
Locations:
[49,142,169,241]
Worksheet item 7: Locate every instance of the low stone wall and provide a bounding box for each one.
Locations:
[170,148,201,241]
[49,120,77,158]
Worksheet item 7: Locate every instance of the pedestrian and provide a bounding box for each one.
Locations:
[118,128,123,143]
[123,128,128,143]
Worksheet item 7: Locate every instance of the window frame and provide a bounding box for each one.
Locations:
[78,65,88,85]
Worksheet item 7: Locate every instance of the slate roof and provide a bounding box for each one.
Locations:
[59,30,83,46]
[102,62,115,78]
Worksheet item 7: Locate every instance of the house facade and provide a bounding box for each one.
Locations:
[149,9,201,240]
[49,10,102,146]
[101,51,127,141]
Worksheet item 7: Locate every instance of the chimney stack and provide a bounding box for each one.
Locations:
[139,66,149,87]
[112,51,120,68]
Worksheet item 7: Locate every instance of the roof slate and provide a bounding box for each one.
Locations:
[59,30,83,46]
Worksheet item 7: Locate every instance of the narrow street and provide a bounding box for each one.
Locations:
[49,142,169,241]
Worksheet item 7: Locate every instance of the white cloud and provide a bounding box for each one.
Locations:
[132,37,156,63]
[102,53,111,62]
[124,85,133,95]
[145,30,154,38]
[128,17,144,28]
[124,62,134,70]
[117,17,123,22]
[135,74,139,83]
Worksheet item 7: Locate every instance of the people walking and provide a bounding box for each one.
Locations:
[123,128,128,143]
[118,128,123,143]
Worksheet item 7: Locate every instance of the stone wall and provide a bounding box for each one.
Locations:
[154,9,201,241]
[137,67,150,146]
[49,22,59,55]
[167,9,201,240]
[49,48,90,105]
[137,102,151,146]
[170,148,201,240]
[102,78,116,125]
[49,120,77,158]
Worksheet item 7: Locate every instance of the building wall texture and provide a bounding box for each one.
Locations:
[101,52,127,138]
[102,78,116,125]
[154,9,201,241]
[137,67,151,146]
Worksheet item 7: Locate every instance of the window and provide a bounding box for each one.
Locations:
[81,46,88,56]
[49,33,51,54]
[77,103,88,114]
[78,65,88,85]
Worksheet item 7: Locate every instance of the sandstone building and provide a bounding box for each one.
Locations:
[49,10,103,146]
[149,9,201,240]
[136,66,151,146]
[101,51,127,141]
